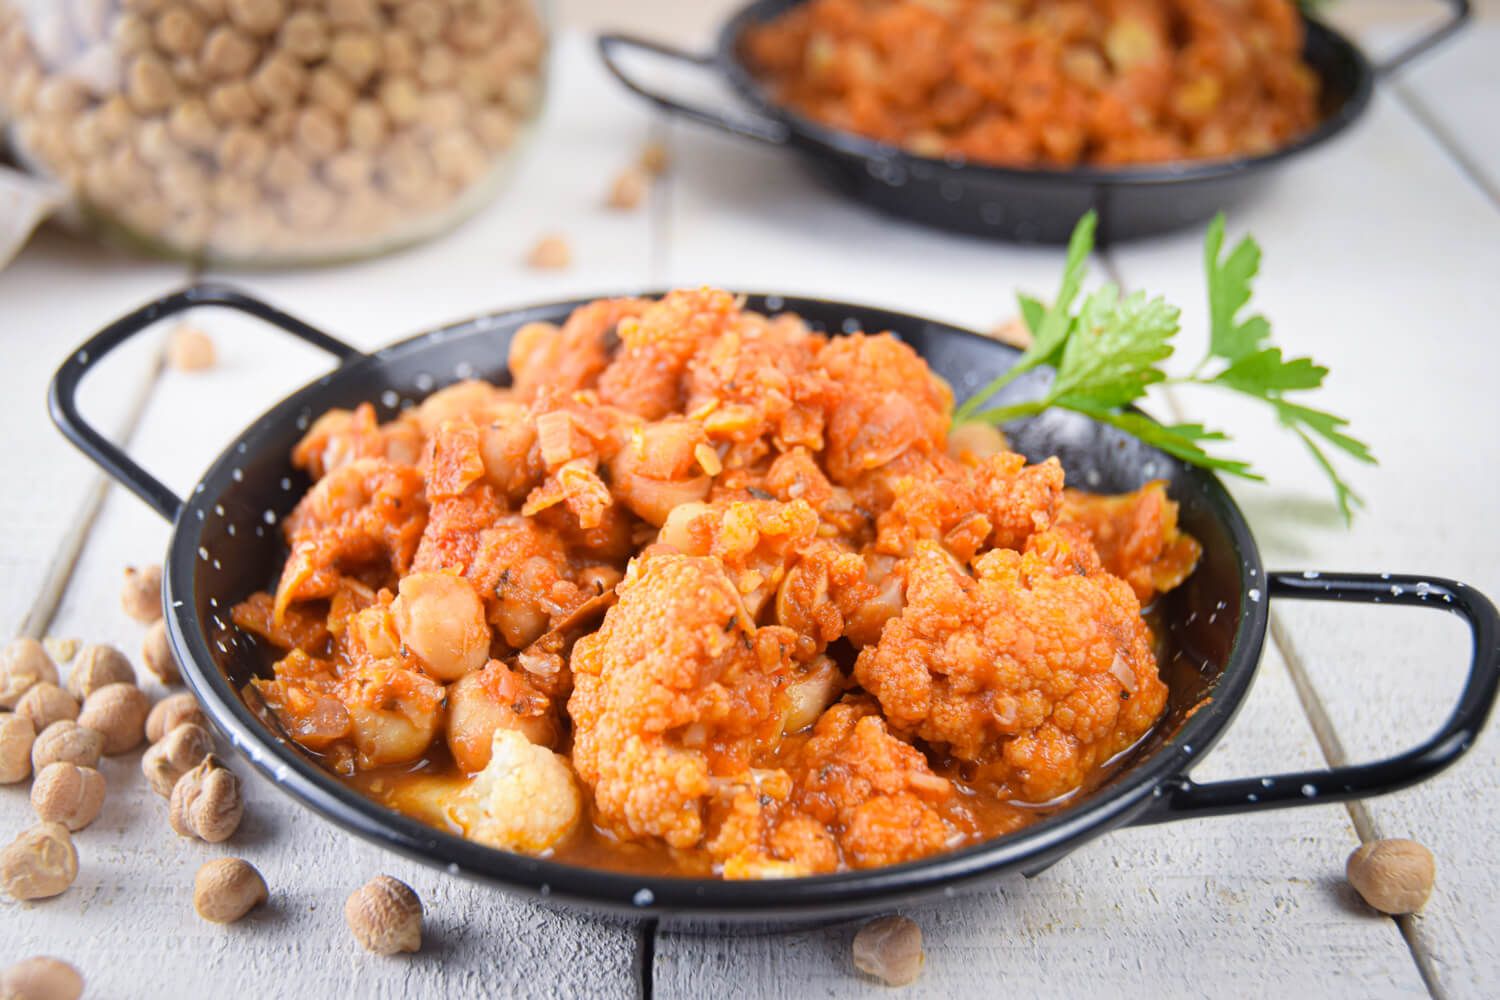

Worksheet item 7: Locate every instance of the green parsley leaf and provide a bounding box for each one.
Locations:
[1050,286,1178,408]
[1214,347,1327,394]
[1205,213,1272,364]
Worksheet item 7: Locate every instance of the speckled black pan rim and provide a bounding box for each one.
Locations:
[161,292,1269,921]
[714,0,1374,188]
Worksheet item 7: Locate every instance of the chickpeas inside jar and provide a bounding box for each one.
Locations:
[0,0,548,265]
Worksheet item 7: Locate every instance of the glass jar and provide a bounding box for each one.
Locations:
[0,0,547,266]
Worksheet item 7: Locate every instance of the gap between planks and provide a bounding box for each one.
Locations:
[1389,79,1500,213]
[18,346,165,640]
[1102,242,1447,1000]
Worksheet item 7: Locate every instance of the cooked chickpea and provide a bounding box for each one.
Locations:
[31,763,107,831]
[446,665,557,772]
[1,822,78,901]
[167,323,216,371]
[392,572,490,682]
[526,234,571,270]
[852,915,925,986]
[194,857,268,923]
[0,957,84,1000]
[169,753,243,842]
[146,690,207,742]
[16,683,79,731]
[2,638,59,709]
[143,721,214,796]
[141,620,181,685]
[67,643,136,700]
[345,875,422,954]
[1347,839,1436,915]
[30,720,104,772]
[0,712,36,784]
[77,682,149,754]
[947,421,1009,462]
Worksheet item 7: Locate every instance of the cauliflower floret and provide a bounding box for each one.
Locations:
[464,729,581,855]
[854,532,1168,803]
[568,552,798,849]
[1057,480,1202,603]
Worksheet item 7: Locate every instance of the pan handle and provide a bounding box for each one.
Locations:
[1133,571,1499,825]
[48,283,364,523]
[1374,0,1470,76]
[597,34,790,146]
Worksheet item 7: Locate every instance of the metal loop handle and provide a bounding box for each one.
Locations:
[1135,571,1499,825]
[597,33,790,146]
[48,283,363,523]
[1375,0,1471,75]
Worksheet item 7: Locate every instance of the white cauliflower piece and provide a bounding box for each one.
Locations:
[464,729,581,854]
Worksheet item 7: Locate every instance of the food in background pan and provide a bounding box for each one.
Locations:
[742,0,1320,167]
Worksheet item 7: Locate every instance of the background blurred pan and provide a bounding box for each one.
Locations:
[599,0,1469,244]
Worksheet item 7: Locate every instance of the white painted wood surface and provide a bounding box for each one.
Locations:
[3,12,1498,999]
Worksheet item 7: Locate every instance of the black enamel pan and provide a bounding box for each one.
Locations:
[50,284,1499,923]
[599,0,1469,244]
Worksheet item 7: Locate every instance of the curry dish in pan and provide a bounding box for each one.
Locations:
[232,288,1201,878]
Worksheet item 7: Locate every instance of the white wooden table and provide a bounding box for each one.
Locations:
[4,12,1500,998]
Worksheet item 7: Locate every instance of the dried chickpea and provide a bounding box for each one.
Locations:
[2,638,59,709]
[226,0,285,37]
[249,51,305,110]
[1347,839,1436,915]
[277,9,328,61]
[216,126,270,178]
[41,638,81,666]
[194,857,268,923]
[146,690,207,742]
[345,875,422,954]
[377,75,420,125]
[328,30,379,86]
[143,722,214,797]
[30,720,104,772]
[345,99,388,151]
[526,234,570,270]
[1,822,78,901]
[167,99,219,153]
[607,166,647,211]
[125,53,177,114]
[169,754,243,842]
[141,620,181,685]
[31,763,106,831]
[67,643,135,699]
[206,79,261,124]
[326,0,379,29]
[16,683,79,731]
[264,145,311,192]
[77,682,149,754]
[154,6,207,57]
[117,578,160,631]
[852,915,925,986]
[201,24,259,79]
[167,323,217,371]
[0,956,84,1000]
[987,316,1033,350]
[294,105,343,159]
[0,712,36,784]
[397,2,445,42]
[307,66,357,115]
[639,141,670,176]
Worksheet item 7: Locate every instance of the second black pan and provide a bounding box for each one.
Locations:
[599,0,1468,244]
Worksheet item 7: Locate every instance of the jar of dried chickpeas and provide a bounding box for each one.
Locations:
[0,0,547,265]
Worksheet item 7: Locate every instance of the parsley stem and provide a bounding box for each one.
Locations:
[956,398,1049,426]
[952,365,1029,423]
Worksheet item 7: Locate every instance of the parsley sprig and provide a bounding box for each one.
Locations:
[953,212,1375,522]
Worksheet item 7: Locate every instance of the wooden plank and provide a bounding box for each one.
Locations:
[0,230,182,638]
[1106,85,1500,998]
[656,645,1425,999]
[652,71,1424,999]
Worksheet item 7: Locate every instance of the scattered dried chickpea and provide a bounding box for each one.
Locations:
[167,324,217,371]
[30,720,104,772]
[852,915,925,987]
[987,316,1033,350]
[67,643,136,700]
[16,683,79,731]
[526,234,570,270]
[0,712,37,784]
[1347,839,1436,915]
[31,763,107,832]
[345,875,423,954]
[170,754,244,842]
[141,620,181,685]
[77,682,149,755]
[639,140,669,176]
[606,166,647,211]
[41,638,80,666]
[1,638,59,709]
[194,857,268,923]
[147,691,207,743]
[143,722,214,796]
[0,957,84,1000]
[1,822,78,901]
